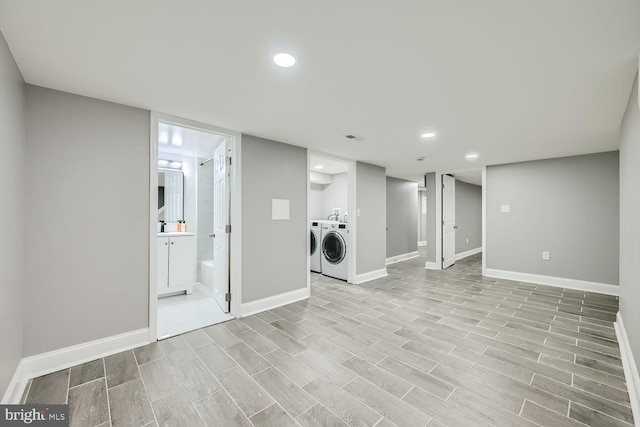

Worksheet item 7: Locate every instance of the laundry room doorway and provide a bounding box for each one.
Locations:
[308,153,356,285]
[149,113,242,341]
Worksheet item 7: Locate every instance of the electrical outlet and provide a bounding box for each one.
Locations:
[501,205,511,213]
[542,251,550,261]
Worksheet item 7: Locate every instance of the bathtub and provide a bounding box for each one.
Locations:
[201,260,214,292]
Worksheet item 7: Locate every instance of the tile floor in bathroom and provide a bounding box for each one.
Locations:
[157,284,233,339]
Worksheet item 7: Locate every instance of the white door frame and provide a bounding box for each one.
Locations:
[307,151,357,284]
[149,112,242,342]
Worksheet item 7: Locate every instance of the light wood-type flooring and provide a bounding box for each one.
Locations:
[23,253,633,427]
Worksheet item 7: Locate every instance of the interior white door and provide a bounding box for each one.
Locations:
[213,140,230,312]
[442,174,456,269]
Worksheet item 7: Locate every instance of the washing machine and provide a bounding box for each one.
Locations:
[310,221,322,273]
[321,222,349,281]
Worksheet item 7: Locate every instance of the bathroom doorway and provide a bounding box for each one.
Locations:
[149,113,241,340]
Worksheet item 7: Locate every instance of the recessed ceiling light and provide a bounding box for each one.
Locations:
[421,132,436,138]
[171,134,182,146]
[274,53,296,68]
[465,152,479,161]
[314,165,324,170]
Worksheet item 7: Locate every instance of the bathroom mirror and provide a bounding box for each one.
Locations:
[158,169,184,222]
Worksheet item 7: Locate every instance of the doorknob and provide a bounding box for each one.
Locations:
[209,233,215,238]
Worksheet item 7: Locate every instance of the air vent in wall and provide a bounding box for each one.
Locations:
[343,134,365,142]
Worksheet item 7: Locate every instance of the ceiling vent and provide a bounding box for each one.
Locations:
[343,134,365,142]
[416,156,425,161]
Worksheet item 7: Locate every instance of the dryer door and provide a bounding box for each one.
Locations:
[322,231,346,264]
[310,229,317,256]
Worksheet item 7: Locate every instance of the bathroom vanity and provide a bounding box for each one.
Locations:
[157,231,196,296]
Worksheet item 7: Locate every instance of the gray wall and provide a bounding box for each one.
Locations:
[241,135,307,302]
[356,161,386,274]
[0,31,25,397]
[425,172,436,263]
[619,73,640,368]
[386,176,418,258]
[418,190,427,242]
[486,151,619,284]
[25,86,150,356]
[455,180,482,254]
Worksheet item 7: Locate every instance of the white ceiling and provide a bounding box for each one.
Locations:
[310,155,349,175]
[1,1,638,182]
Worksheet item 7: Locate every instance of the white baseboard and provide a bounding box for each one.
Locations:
[2,328,150,404]
[2,360,27,405]
[240,287,310,318]
[455,247,482,261]
[484,268,618,296]
[417,241,427,247]
[354,268,388,284]
[615,312,640,426]
[386,251,419,265]
[425,261,440,270]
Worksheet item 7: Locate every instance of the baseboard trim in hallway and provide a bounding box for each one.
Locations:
[454,247,482,261]
[1,327,149,404]
[240,287,310,318]
[615,311,640,427]
[424,261,440,270]
[485,268,619,296]
[354,268,388,284]
[386,251,419,265]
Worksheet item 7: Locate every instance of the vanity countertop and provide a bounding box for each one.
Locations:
[157,232,194,237]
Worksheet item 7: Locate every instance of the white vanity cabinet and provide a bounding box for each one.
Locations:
[157,232,196,296]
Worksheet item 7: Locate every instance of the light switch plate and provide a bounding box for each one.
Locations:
[356,209,361,217]
[501,205,511,213]
[542,251,550,261]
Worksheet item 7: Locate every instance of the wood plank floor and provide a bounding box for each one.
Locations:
[23,253,633,427]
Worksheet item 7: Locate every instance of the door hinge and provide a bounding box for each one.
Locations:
[442,220,445,226]
[442,256,445,262]
[225,292,231,302]
[226,156,232,166]
[442,183,445,189]
[225,224,231,233]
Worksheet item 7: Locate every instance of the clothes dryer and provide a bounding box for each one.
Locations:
[321,222,349,281]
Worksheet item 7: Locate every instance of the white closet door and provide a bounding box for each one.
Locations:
[442,175,456,269]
